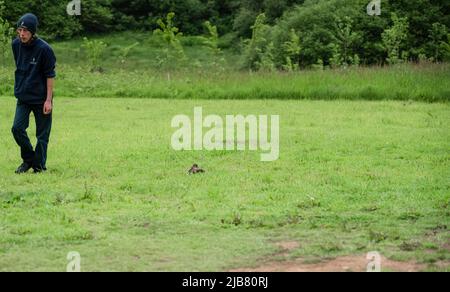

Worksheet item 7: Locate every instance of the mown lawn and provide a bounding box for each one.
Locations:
[0,97,448,271]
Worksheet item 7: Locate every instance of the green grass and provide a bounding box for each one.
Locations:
[0,97,449,271]
[1,32,449,102]
[50,32,240,71]
[0,31,449,271]
[1,63,449,102]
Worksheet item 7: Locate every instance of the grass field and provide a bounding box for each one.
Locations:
[0,97,448,271]
[0,32,449,272]
[1,33,449,102]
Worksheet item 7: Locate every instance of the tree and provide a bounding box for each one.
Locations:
[253,0,449,67]
[79,0,114,33]
[382,13,409,64]
[233,0,305,38]
[269,0,348,67]
[428,22,450,62]
[332,17,362,67]
[153,12,187,69]
[111,0,215,35]
[0,0,13,66]
[281,29,301,71]
[242,13,275,71]
[384,0,449,61]
[202,21,225,70]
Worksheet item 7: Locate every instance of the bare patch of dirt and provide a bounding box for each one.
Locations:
[230,255,426,272]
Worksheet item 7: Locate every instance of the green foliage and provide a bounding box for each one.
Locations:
[233,0,305,38]
[3,0,450,71]
[118,42,139,65]
[386,0,449,61]
[0,1,13,66]
[382,13,409,65]
[40,2,83,40]
[311,58,324,71]
[281,29,301,71]
[428,23,450,62]
[269,0,360,68]
[13,31,443,102]
[0,0,448,67]
[79,0,114,33]
[153,12,187,69]
[0,0,112,39]
[256,0,449,68]
[82,37,108,72]
[233,5,261,39]
[331,17,362,68]
[1,0,82,39]
[257,42,276,72]
[0,0,4,18]
[202,21,225,71]
[242,14,275,71]
[203,21,220,55]
[111,0,231,35]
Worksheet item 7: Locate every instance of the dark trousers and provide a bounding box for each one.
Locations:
[11,101,52,170]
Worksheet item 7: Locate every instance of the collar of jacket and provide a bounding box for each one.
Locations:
[20,36,38,48]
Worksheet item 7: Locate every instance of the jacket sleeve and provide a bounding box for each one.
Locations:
[41,46,56,78]
[12,40,17,65]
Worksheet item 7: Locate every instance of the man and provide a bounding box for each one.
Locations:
[11,13,56,174]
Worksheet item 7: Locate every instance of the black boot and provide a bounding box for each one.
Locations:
[33,167,47,174]
[15,162,32,174]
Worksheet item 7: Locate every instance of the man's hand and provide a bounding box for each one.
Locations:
[44,78,54,115]
[43,99,52,115]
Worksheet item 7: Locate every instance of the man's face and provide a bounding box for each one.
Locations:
[17,27,33,44]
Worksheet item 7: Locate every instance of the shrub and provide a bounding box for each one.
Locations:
[382,13,409,65]
[153,12,187,69]
[0,1,13,66]
[242,13,275,71]
[82,37,108,72]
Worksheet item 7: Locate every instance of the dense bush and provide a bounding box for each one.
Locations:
[233,0,305,38]
[0,1,14,65]
[111,0,237,35]
[243,0,450,69]
[0,0,447,68]
[1,0,111,39]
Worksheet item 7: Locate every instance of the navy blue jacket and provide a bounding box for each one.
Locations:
[12,37,56,104]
